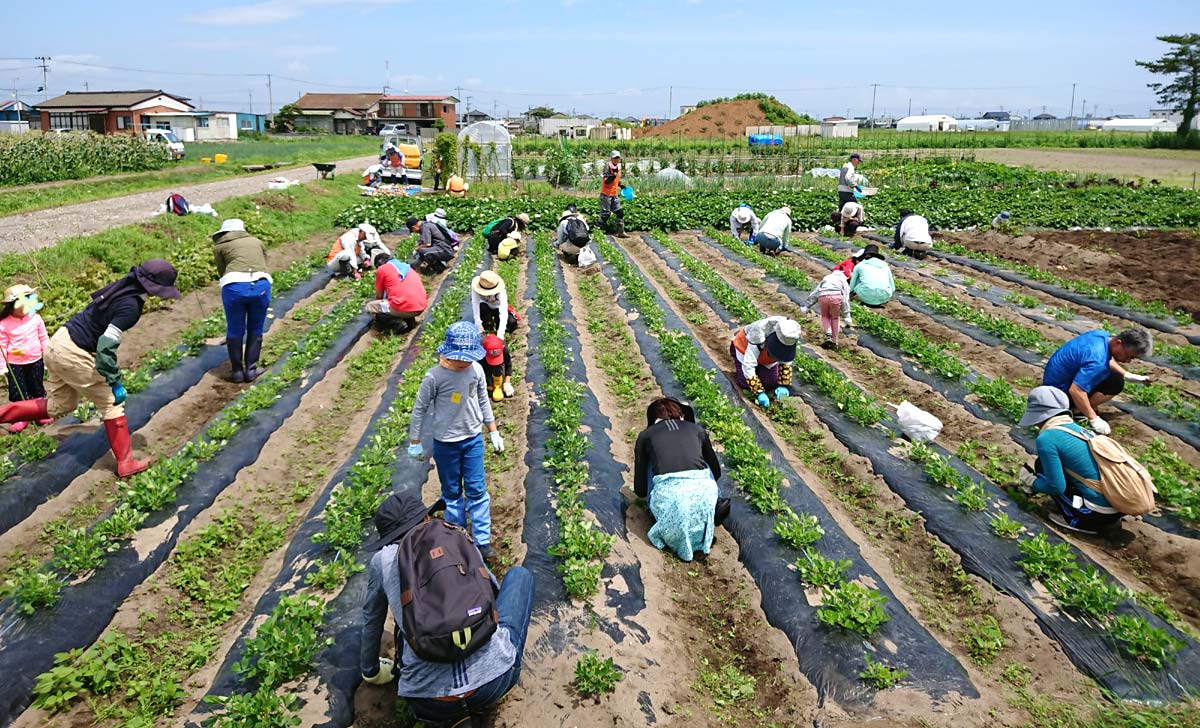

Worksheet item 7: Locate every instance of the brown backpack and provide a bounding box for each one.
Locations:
[1049,425,1157,516]
[396,519,498,662]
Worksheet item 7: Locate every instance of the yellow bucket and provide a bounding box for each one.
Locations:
[214,153,228,164]
[201,157,212,164]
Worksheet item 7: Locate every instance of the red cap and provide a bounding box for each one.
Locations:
[483,334,505,366]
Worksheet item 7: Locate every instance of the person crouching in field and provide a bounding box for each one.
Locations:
[634,397,728,561]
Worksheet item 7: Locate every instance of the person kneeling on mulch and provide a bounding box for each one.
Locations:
[730,316,801,409]
[634,397,729,561]
[360,492,535,724]
[1017,386,1153,534]
[365,253,427,333]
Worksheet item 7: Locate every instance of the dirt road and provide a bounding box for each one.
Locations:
[0,154,378,254]
[976,147,1200,187]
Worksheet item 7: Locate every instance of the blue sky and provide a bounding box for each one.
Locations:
[4,1,1198,119]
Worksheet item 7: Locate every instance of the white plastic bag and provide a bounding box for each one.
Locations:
[895,401,942,443]
[576,245,597,268]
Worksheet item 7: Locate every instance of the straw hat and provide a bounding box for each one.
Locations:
[472,270,506,297]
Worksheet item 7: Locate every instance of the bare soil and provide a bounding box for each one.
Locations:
[634,100,770,140]
[974,147,1200,188]
[936,229,1200,322]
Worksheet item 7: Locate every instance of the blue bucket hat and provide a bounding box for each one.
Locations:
[438,321,486,362]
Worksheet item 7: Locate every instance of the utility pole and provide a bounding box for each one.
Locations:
[869,83,878,128]
[1068,82,1076,122]
[248,90,253,114]
[383,60,390,94]
[1081,98,1087,119]
[35,56,50,100]
[667,85,672,120]
[907,98,912,117]
[267,74,273,116]
[84,82,89,92]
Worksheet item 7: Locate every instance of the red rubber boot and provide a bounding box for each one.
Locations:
[0,398,48,425]
[103,416,150,478]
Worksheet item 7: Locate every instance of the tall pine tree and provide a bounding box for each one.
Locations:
[1136,34,1200,138]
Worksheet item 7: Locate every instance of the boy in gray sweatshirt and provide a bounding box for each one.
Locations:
[409,322,505,558]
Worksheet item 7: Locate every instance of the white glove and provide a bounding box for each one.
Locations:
[842,317,852,328]
[502,382,515,397]
[1018,467,1037,493]
[1125,373,1149,383]
[799,306,809,316]
[1089,417,1111,435]
[490,431,505,452]
[362,658,395,685]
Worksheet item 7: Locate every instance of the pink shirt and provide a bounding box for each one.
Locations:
[0,313,49,365]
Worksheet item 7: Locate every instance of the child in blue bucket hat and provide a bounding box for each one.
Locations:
[408,321,505,560]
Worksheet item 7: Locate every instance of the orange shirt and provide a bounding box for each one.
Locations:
[731,328,775,367]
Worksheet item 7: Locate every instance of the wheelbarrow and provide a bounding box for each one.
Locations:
[312,162,336,180]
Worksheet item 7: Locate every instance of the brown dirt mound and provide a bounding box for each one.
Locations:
[634,99,767,139]
[937,229,1200,321]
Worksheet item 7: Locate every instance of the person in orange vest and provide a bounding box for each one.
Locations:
[327,224,387,279]
[446,174,468,198]
[729,316,801,409]
[600,150,628,238]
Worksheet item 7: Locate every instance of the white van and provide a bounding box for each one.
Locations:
[144,129,186,160]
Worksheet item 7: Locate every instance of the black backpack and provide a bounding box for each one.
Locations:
[396,519,498,662]
[564,216,590,245]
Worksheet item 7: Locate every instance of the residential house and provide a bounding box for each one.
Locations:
[293,93,383,134]
[0,100,35,134]
[460,109,492,126]
[981,111,1011,121]
[136,111,267,141]
[35,89,192,134]
[377,95,458,134]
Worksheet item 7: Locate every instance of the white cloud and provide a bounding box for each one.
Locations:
[187,1,301,25]
[187,0,407,25]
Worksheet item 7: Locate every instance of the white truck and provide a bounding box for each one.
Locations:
[144,129,186,160]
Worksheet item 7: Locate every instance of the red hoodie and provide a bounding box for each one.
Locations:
[832,258,856,279]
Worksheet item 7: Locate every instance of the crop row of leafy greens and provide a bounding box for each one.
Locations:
[199,237,486,726]
[599,232,892,639]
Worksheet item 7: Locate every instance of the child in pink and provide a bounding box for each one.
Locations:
[801,270,852,349]
[0,285,52,432]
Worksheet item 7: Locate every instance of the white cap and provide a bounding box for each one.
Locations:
[733,208,753,224]
[780,206,792,217]
[215,219,245,236]
[775,319,802,345]
[610,150,621,159]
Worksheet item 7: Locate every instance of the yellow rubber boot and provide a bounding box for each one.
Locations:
[491,376,504,402]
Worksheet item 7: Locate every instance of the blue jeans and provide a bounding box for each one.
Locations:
[408,566,536,724]
[222,280,272,338]
[433,434,491,546]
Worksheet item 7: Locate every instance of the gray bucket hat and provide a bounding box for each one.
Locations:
[1019,385,1071,427]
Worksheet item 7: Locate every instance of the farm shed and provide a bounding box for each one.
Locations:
[956,118,1010,132]
[458,120,512,179]
[1099,118,1175,132]
[896,114,958,132]
[819,119,859,138]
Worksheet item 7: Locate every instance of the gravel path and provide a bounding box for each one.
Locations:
[0,154,379,255]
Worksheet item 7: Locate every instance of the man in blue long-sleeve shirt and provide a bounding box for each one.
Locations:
[1018,386,1124,534]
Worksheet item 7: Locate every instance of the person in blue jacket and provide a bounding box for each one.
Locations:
[1041,328,1152,436]
[1017,386,1123,534]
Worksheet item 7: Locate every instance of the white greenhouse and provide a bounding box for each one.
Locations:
[457,120,512,179]
[896,114,958,132]
[1099,118,1175,133]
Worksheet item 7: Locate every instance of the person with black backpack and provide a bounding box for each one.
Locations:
[553,205,591,265]
[360,492,535,724]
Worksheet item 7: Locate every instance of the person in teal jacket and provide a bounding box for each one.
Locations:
[847,244,895,307]
[1017,386,1123,534]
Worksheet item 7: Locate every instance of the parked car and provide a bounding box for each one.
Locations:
[378,123,404,136]
[143,129,185,160]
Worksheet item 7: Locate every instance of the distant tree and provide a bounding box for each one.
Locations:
[1136,34,1200,138]
[274,103,301,132]
[434,118,446,131]
[527,106,557,119]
